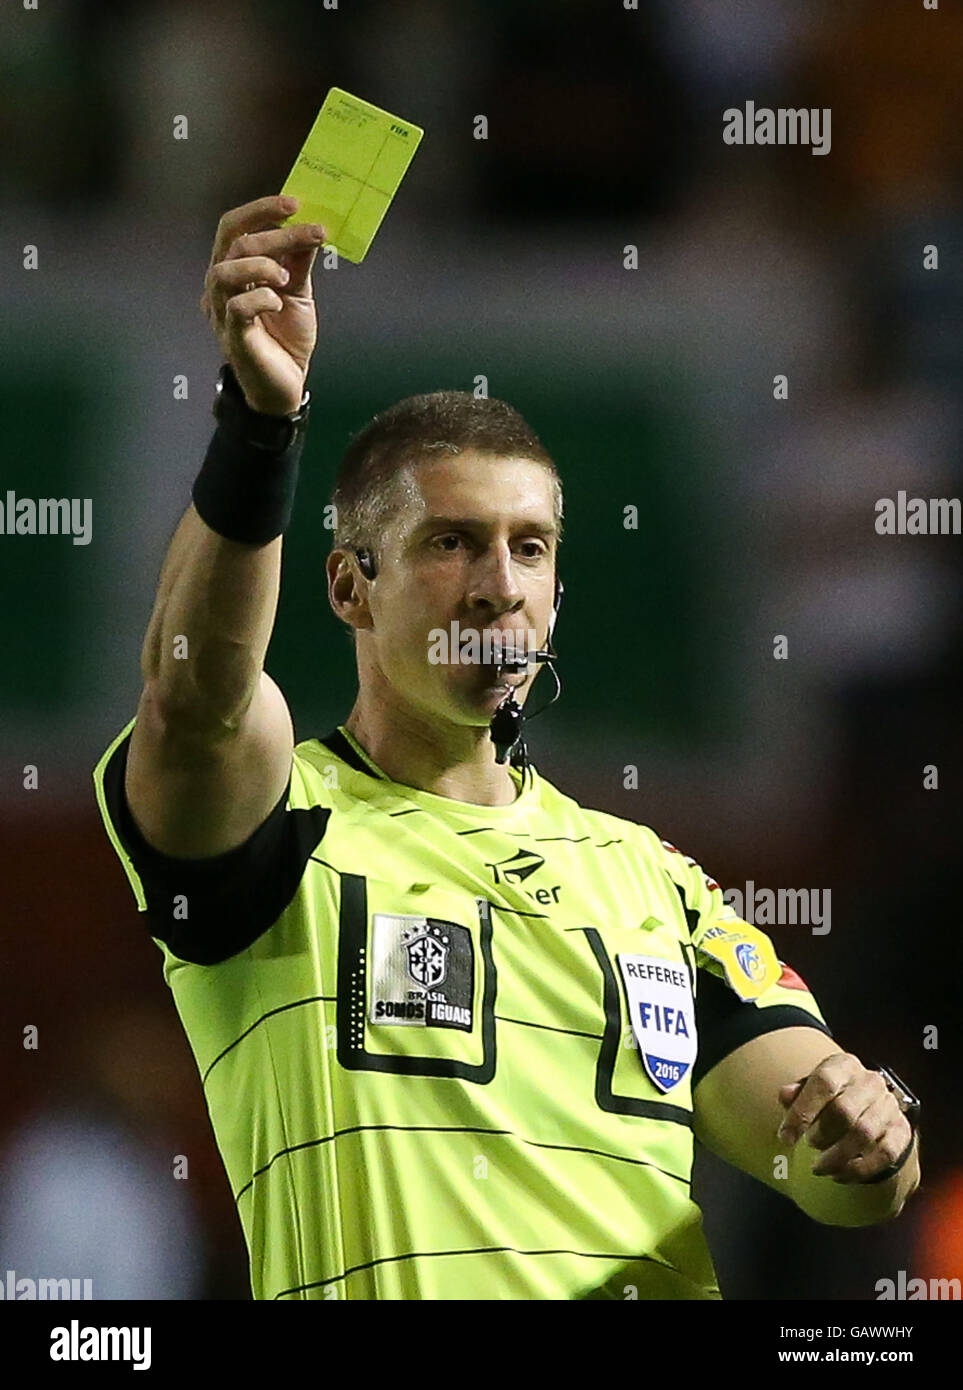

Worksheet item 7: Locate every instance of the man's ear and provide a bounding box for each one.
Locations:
[327,548,374,633]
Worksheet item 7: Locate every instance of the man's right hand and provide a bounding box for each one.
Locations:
[200,194,327,417]
[124,196,323,862]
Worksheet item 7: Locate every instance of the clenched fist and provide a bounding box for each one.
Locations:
[776,1052,916,1184]
[200,194,327,417]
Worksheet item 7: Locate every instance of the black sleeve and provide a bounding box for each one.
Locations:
[692,969,834,1089]
[101,730,331,966]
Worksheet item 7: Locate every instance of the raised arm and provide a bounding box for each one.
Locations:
[125,195,326,860]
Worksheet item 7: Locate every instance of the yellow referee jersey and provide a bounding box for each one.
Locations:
[93,720,833,1300]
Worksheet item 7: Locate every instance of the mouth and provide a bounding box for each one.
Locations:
[477,661,521,678]
[446,626,536,698]
[477,667,529,696]
[458,629,534,662]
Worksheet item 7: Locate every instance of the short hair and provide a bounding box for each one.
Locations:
[330,390,564,567]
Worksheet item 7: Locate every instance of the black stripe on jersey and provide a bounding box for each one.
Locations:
[495,1015,601,1039]
[234,1122,691,1208]
[458,827,535,838]
[271,1246,693,1300]
[201,994,335,1085]
[536,835,623,847]
[692,972,833,1089]
[672,878,700,937]
[455,828,622,847]
[100,729,331,966]
[679,938,697,992]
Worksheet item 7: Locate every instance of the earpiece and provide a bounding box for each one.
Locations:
[355,548,376,580]
[548,575,564,641]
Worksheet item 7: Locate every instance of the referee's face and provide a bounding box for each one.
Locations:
[362,450,558,729]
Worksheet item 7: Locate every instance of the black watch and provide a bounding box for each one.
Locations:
[860,1064,920,1184]
[213,362,311,453]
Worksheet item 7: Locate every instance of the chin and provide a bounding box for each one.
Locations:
[453,674,528,719]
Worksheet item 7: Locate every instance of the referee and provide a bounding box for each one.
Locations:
[93,194,920,1301]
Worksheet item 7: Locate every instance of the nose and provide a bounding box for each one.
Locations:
[467,543,525,619]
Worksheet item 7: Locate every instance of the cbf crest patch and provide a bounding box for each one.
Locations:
[696,920,780,1001]
[369,914,475,1031]
[617,954,697,1093]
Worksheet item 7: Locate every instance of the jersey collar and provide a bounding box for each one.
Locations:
[317,725,533,803]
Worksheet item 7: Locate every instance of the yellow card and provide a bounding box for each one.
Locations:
[279,87,424,263]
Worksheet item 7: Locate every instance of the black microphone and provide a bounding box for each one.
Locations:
[488,576,563,768]
[488,642,560,768]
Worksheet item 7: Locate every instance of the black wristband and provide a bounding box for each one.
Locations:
[191,365,311,545]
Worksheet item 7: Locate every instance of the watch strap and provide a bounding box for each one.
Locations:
[860,1129,919,1185]
[874,1063,921,1125]
[858,1063,921,1184]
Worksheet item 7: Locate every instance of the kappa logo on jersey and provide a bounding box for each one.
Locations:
[697,921,781,1001]
[486,849,544,884]
[485,848,562,906]
[617,954,697,1093]
[369,914,475,1031]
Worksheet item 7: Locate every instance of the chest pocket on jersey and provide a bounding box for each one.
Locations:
[335,873,497,1081]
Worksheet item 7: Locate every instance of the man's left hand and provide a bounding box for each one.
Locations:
[776,1052,914,1184]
